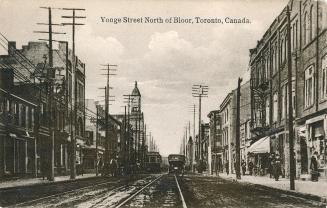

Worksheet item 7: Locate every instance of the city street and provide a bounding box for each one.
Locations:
[1,0,327,207]
[1,173,325,207]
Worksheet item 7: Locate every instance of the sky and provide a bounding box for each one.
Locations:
[0,0,288,156]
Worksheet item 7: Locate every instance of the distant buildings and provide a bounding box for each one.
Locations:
[0,41,146,180]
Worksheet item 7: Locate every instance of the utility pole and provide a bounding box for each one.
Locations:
[100,64,117,167]
[124,94,136,164]
[142,123,146,167]
[123,105,127,172]
[236,77,242,180]
[95,104,99,176]
[140,113,144,166]
[189,104,196,171]
[192,85,208,164]
[149,132,152,151]
[61,7,85,180]
[185,126,188,158]
[36,7,66,181]
[287,5,295,190]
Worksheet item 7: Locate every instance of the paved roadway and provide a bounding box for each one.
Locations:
[0,174,326,208]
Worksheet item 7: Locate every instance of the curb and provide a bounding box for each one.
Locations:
[220,176,327,204]
[0,175,100,192]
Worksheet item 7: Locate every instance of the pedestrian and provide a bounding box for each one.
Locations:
[268,153,275,178]
[273,154,281,181]
[310,152,319,182]
[76,160,80,176]
[225,160,229,175]
[218,158,223,173]
[98,158,103,175]
[248,161,254,176]
[110,158,118,177]
[241,160,246,175]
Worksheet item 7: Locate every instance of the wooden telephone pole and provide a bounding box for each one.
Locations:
[100,64,117,166]
[192,85,208,164]
[61,7,85,180]
[236,78,242,180]
[36,7,66,181]
[286,5,295,190]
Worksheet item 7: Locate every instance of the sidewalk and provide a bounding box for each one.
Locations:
[0,173,98,189]
[216,172,327,202]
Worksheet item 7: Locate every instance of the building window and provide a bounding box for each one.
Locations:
[292,81,296,117]
[292,24,295,51]
[31,108,34,129]
[257,62,262,84]
[0,98,4,115]
[77,118,83,136]
[281,84,287,119]
[272,45,278,75]
[26,106,30,129]
[21,105,26,128]
[281,39,285,64]
[85,131,94,145]
[68,73,72,99]
[265,57,269,81]
[310,5,314,41]
[305,66,314,107]
[271,49,275,75]
[322,55,327,98]
[304,12,308,45]
[273,93,278,122]
[6,100,9,112]
[294,20,298,50]
[265,98,270,126]
[14,102,19,125]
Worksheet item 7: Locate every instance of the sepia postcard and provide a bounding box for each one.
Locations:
[0,0,327,207]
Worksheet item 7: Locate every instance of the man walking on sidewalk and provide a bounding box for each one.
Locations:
[310,152,319,182]
[241,160,246,176]
[273,154,281,181]
[248,161,254,176]
[225,160,229,175]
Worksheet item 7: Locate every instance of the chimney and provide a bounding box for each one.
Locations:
[8,41,16,56]
[0,68,14,90]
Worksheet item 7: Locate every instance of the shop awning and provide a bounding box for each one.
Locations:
[247,136,270,154]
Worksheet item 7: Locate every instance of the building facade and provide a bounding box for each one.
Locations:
[249,0,327,178]
[208,110,223,174]
[0,69,38,177]
[220,92,233,174]
[0,41,86,178]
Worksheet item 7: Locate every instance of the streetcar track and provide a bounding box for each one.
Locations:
[114,174,188,208]
[174,174,187,208]
[114,174,164,208]
[12,175,152,207]
[11,179,122,207]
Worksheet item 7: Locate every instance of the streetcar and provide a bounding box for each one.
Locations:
[168,154,185,175]
[145,151,162,173]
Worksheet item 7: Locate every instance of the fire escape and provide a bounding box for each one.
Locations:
[250,58,270,137]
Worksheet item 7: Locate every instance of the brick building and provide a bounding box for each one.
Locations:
[249,0,327,178]
[220,92,233,173]
[0,69,38,178]
[208,110,223,173]
[0,41,86,178]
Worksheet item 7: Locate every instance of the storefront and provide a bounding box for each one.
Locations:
[304,115,327,179]
[247,136,270,175]
[1,133,36,177]
[82,147,104,173]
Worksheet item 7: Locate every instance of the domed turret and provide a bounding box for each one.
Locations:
[131,81,141,113]
[132,81,141,96]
